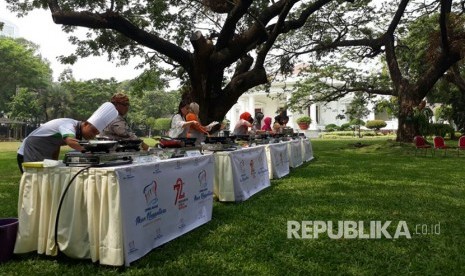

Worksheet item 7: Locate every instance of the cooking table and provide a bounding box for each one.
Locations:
[14,155,215,266]
[265,142,290,179]
[301,138,314,162]
[288,139,303,168]
[213,145,270,202]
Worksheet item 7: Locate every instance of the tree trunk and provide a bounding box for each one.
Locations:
[396,89,421,143]
[189,31,265,129]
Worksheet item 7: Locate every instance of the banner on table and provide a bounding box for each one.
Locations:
[116,155,215,266]
[301,138,314,162]
[288,140,303,168]
[230,146,270,201]
[266,142,290,179]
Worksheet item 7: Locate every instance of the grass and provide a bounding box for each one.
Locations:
[1,138,465,275]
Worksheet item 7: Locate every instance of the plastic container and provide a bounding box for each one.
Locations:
[0,218,19,263]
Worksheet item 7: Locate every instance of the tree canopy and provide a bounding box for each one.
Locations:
[5,0,368,124]
[286,0,465,141]
[0,36,52,114]
[5,1,465,141]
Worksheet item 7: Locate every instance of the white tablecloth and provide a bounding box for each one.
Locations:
[288,140,303,168]
[301,138,314,162]
[14,155,215,266]
[265,142,290,179]
[213,146,270,202]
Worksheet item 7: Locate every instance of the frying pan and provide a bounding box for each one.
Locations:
[79,140,117,153]
[116,139,143,151]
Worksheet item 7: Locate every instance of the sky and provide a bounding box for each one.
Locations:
[0,1,143,82]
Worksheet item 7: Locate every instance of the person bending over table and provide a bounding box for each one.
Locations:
[16,102,118,173]
[233,112,254,135]
[102,92,149,151]
[273,109,289,134]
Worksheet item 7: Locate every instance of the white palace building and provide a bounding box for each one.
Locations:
[224,77,398,136]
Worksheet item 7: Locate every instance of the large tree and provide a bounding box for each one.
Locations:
[59,75,119,121]
[0,36,52,114]
[5,0,373,125]
[426,63,465,133]
[285,0,465,142]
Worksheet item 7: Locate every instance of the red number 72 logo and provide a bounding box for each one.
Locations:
[174,178,185,204]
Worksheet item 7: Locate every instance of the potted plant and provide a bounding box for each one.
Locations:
[296,116,311,130]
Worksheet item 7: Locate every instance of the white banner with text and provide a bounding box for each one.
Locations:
[116,155,215,266]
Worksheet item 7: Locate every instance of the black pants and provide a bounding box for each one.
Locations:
[17,154,24,174]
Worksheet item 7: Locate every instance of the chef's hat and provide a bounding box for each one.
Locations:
[87,102,118,132]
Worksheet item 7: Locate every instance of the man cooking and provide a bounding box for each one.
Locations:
[102,92,149,151]
[17,102,118,173]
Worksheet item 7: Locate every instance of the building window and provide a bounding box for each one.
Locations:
[315,105,320,124]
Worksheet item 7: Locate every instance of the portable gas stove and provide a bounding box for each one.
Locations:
[202,136,237,152]
[64,151,145,166]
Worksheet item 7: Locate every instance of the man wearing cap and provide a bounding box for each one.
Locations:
[17,102,118,173]
[102,92,149,151]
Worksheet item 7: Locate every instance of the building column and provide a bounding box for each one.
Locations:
[310,104,317,130]
[286,94,294,129]
[248,95,255,115]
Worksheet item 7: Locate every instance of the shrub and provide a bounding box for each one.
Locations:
[153,118,172,131]
[340,123,352,131]
[349,119,365,126]
[296,116,311,124]
[365,120,387,131]
[320,131,354,137]
[325,124,339,132]
[380,129,394,135]
[428,123,454,138]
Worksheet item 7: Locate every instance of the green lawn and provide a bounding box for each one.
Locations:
[0,139,464,275]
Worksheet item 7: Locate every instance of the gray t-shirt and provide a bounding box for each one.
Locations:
[102,115,138,140]
[18,118,78,162]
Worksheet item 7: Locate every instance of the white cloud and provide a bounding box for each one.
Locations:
[0,1,143,82]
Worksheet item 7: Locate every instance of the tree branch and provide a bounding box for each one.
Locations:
[309,0,409,58]
[439,0,452,54]
[255,0,296,68]
[216,0,253,50]
[46,1,193,70]
[445,64,465,90]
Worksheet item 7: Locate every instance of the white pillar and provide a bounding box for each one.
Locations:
[241,96,248,114]
[310,104,317,130]
[226,104,236,132]
[286,94,294,129]
[248,95,255,115]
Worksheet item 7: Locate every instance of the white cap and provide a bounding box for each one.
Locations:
[87,102,118,132]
